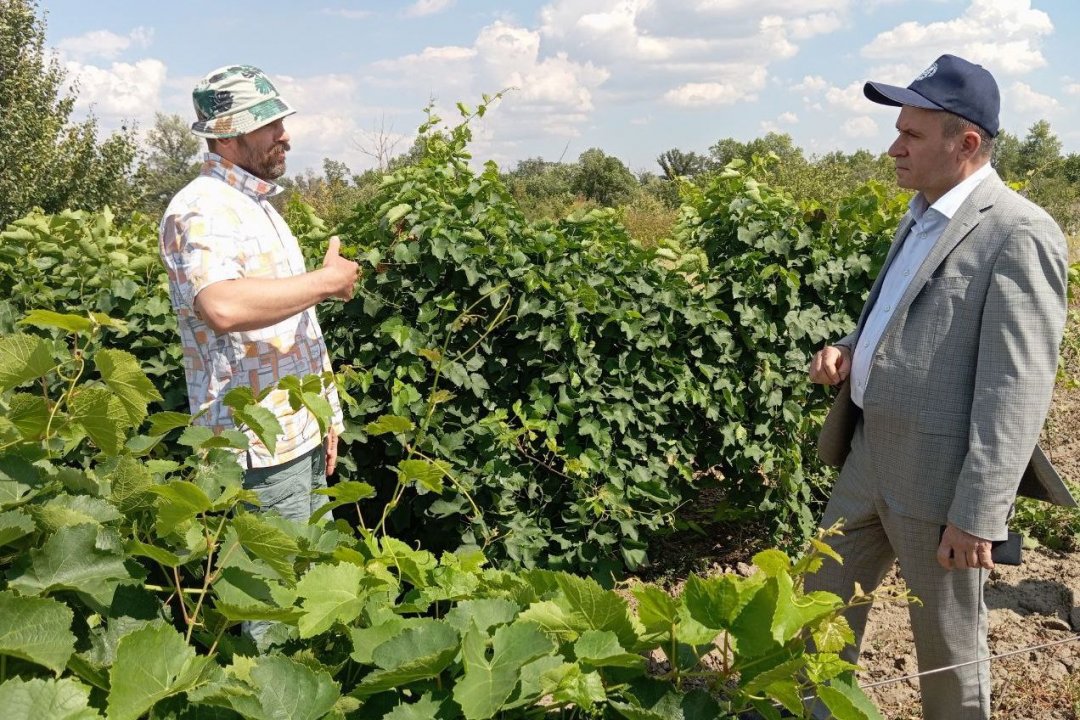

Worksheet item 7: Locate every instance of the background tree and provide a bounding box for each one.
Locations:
[656,148,709,180]
[570,147,637,206]
[134,112,201,216]
[1018,120,1063,178]
[1015,121,1078,234]
[503,156,576,220]
[992,129,1023,179]
[0,0,138,228]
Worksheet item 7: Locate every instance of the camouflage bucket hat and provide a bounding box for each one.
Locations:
[190,64,295,139]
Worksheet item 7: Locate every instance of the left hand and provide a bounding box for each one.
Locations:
[325,428,339,477]
[937,523,994,570]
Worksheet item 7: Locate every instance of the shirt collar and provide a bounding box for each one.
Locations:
[200,152,283,200]
[908,162,995,221]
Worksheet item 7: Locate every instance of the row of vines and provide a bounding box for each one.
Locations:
[0,315,911,719]
[0,100,912,717]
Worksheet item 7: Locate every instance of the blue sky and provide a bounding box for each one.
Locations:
[39,0,1080,177]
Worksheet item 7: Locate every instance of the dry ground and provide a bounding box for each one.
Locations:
[647,240,1080,717]
[855,238,1080,718]
[856,304,1080,718]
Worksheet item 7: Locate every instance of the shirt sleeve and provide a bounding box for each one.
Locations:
[160,204,245,310]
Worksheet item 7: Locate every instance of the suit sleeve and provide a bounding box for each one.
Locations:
[947,213,1068,539]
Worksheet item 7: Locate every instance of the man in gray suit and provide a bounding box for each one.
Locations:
[807,54,1069,718]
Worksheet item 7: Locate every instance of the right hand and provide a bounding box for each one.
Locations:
[322,236,360,300]
[809,345,851,385]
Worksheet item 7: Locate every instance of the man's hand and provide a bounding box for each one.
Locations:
[937,523,994,570]
[322,236,360,300]
[325,427,339,477]
[809,344,852,385]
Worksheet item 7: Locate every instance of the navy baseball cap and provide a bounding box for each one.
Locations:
[864,54,1000,137]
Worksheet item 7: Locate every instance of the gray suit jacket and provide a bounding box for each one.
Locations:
[817,173,1072,540]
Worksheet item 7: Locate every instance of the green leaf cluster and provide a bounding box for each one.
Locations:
[0,208,183,420]
[311,102,905,566]
[0,322,888,719]
[0,93,907,572]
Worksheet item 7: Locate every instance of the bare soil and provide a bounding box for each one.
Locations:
[645,302,1080,717]
[856,327,1080,719]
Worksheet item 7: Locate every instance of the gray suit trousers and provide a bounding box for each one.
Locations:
[806,419,991,719]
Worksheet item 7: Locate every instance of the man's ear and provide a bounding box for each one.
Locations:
[959,130,982,160]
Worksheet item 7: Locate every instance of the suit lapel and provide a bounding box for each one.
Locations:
[886,174,1003,330]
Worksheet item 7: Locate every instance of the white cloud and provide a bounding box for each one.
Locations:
[843,116,878,138]
[368,19,610,161]
[861,0,1054,76]
[792,75,828,93]
[760,110,799,134]
[664,66,768,107]
[824,81,871,114]
[404,0,456,18]
[1005,81,1060,116]
[57,27,153,62]
[64,59,167,124]
[1067,84,1080,96]
[789,12,846,39]
[537,1,842,68]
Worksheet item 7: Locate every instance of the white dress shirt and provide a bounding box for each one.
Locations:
[850,162,995,407]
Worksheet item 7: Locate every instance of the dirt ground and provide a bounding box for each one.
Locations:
[859,547,1080,718]
[855,333,1080,719]
[646,301,1080,717]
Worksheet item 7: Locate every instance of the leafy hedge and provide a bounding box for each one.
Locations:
[307,105,905,567]
[0,317,893,719]
[0,101,907,571]
[0,207,184,410]
[676,164,906,537]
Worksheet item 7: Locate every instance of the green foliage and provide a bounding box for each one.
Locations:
[0,0,138,228]
[133,112,202,218]
[676,159,906,539]
[311,109,905,564]
[706,135,899,210]
[619,188,680,249]
[0,207,184,412]
[657,149,711,181]
[503,156,580,222]
[280,159,385,228]
[0,316,895,719]
[994,121,1080,234]
[571,148,638,206]
[0,97,908,571]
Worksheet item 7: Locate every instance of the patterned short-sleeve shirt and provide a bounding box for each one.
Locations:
[159,153,343,468]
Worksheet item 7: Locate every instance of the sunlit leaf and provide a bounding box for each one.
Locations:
[0,677,101,720]
[107,623,214,720]
[19,310,92,334]
[0,591,76,673]
[95,349,162,426]
[0,333,54,390]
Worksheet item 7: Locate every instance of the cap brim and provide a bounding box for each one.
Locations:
[191,98,296,139]
[863,81,943,111]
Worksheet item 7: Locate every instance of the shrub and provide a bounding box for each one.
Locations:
[678,161,905,539]
[309,105,906,568]
[0,314,893,720]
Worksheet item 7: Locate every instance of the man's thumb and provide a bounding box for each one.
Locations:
[325,235,341,259]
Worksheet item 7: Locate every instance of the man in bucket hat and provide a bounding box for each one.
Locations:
[159,66,359,646]
[807,54,1069,717]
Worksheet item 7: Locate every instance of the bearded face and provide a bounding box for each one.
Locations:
[232,119,290,181]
